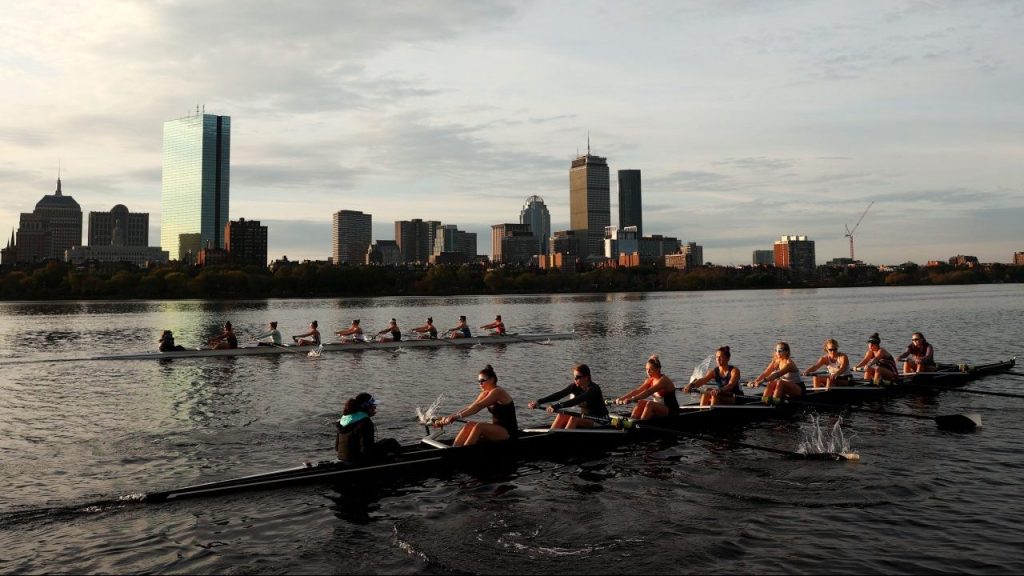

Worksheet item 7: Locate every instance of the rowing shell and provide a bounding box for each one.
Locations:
[25,332,574,363]
[139,357,1014,502]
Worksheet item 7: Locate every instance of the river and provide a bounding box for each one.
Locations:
[1,284,1022,574]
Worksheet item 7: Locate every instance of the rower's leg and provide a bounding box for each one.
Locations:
[475,423,509,443]
[453,422,477,447]
[631,401,647,419]
[550,413,569,429]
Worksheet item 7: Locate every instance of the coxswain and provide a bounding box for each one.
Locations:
[158,330,186,352]
[685,346,742,406]
[528,364,608,429]
[614,354,680,420]
[335,393,401,464]
[437,364,518,446]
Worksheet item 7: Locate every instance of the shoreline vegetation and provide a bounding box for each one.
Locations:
[1,260,1022,301]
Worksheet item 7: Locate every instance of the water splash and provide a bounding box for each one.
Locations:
[307,344,323,358]
[689,354,715,384]
[798,413,854,455]
[416,393,445,424]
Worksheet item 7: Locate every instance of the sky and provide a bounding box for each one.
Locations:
[1,0,1022,265]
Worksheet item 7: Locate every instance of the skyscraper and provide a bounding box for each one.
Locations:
[519,195,551,255]
[225,218,268,266]
[4,177,82,264]
[333,210,372,264]
[394,219,441,264]
[617,169,642,237]
[161,112,231,261]
[570,147,610,258]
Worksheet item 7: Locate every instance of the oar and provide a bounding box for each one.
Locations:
[555,409,858,461]
[897,381,1024,399]
[785,398,981,432]
[630,421,859,461]
[271,342,313,356]
[491,332,554,346]
[996,372,1024,379]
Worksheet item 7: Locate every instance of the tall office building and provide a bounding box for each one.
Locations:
[395,219,441,264]
[617,169,642,237]
[519,196,550,255]
[333,210,372,265]
[3,177,82,264]
[753,250,774,266]
[225,218,268,266]
[433,224,477,258]
[570,147,610,258]
[491,223,534,265]
[161,111,231,261]
[1015,252,1024,266]
[774,235,816,278]
[89,205,148,247]
[681,242,703,268]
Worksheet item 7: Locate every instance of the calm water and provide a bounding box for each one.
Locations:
[1,285,1022,574]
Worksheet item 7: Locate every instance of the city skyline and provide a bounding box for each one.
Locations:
[1,1,1022,265]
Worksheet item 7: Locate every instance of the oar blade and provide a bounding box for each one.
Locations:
[934,413,982,432]
[790,451,861,461]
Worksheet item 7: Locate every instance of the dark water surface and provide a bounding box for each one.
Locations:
[1,285,1022,574]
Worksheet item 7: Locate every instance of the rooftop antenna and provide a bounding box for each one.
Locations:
[587,130,591,155]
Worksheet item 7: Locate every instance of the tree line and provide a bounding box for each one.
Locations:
[0,260,1021,300]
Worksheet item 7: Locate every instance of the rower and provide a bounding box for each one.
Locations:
[335,393,401,464]
[804,338,852,389]
[528,364,608,429]
[480,314,506,336]
[446,315,471,339]
[336,319,366,343]
[254,321,282,347]
[292,321,321,347]
[411,317,438,339]
[208,321,238,350]
[685,346,742,406]
[854,333,899,385]
[614,354,680,420]
[437,364,518,446]
[749,341,804,404]
[897,332,936,374]
[158,329,186,352]
[375,318,402,342]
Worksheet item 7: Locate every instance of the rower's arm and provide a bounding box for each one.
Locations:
[804,356,825,375]
[536,385,572,406]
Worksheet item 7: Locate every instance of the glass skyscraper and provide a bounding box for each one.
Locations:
[161,113,231,261]
[519,195,551,255]
[617,169,642,237]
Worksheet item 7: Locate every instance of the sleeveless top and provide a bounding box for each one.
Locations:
[390,328,402,342]
[428,326,437,339]
[651,379,680,413]
[714,365,743,395]
[310,330,321,345]
[487,401,518,438]
[461,326,471,338]
[827,356,851,376]
[225,333,238,348]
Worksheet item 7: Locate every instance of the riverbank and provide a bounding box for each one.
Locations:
[2,260,1021,300]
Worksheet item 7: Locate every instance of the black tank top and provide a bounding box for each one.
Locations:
[391,328,401,342]
[714,366,743,395]
[487,401,518,438]
[657,384,680,413]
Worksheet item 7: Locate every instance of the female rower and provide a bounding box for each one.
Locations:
[804,338,852,389]
[685,346,742,406]
[376,318,402,342]
[614,354,679,420]
[335,393,401,464]
[208,321,238,350]
[411,317,438,339]
[292,321,321,347]
[336,319,365,343]
[480,315,506,335]
[854,333,899,385]
[438,364,518,446]
[446,315,471,339]
[749,341,804,404]
[528,364,608,429]
[897,332,936,374]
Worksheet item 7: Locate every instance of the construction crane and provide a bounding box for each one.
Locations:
[844,201,874,261]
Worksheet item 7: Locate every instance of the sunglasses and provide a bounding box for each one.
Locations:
[573,374,584,380]
[911,338,921,342]
[776,348,788,353]
[826,348,837,352]
[477,377,488,383]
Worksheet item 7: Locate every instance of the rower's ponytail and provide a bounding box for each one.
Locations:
[647,354,661,369]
